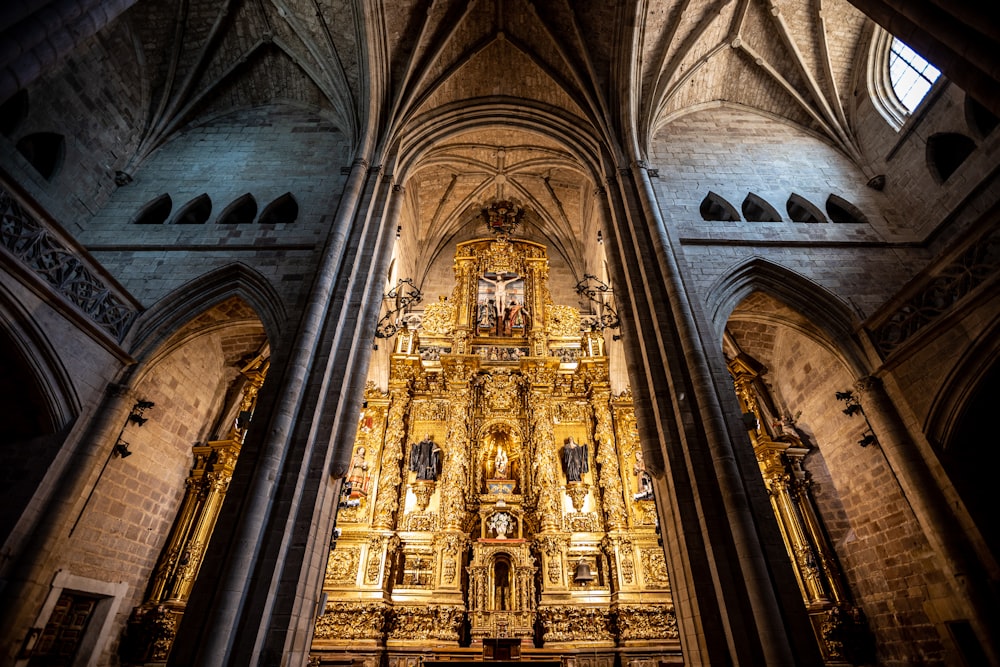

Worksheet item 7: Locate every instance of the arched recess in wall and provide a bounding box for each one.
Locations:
[172,194,212,224]
[787,194,826,223]
[123,262,286,361]
[924,315,1000,562]
[216,193,258,224]
[131,193,173,225]
[826,195,868,224]
[0,288,80,547]
[926,133,976,183]
[258,192,298,224]
[742,193,781,222]
[705,257,866,376]
[701,192,741,221]
[16,132,65,180]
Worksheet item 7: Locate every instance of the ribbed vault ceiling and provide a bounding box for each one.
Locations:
[124,0,874,276]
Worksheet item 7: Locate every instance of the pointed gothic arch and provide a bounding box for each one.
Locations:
[123,262,286,366]
[706,257,866,376]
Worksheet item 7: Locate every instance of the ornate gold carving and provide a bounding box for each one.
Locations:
[545,304,581,337]
[566,482,589,512]
[440,382,471,530]
[314,602,386,640]
[563,512,598,533]
[640,548,670,587]
[475,237,525,275]
[325,548,360,585]
[420,297,457,337]
[615,604,679,640]
[404,512,437,532]
[388,605,465,641]
[411,399,448,422]
[555,401,589,424]
[591,389,627,529]
[373,389,411,529]
[410,480,436,511]
[480,372,522,412]
[538,606,614,642]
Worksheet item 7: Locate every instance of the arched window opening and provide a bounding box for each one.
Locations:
[216,193,258,224]
[493,556,511,611]
[172,194,212,224]
[965,95,998,139]
[742,193,781,222]
[16,132,65,180]
[0,90,28,137]
[888,38,940,115]
[258,192,298,224]
[825,195,868,224]
[927,133,976,183]
[132,194,173,225]
[786,194,825,223]
[700,192,740,221]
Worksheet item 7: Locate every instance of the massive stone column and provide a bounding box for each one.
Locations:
[596,161,822,665]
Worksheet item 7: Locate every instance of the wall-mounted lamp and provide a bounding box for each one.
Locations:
[835,390,879,448]
[69,398,156,535]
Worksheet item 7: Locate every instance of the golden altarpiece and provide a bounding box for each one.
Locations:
[311,209,680,666]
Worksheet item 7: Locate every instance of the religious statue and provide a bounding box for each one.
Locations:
[477,297,498,331]
[561,436,589,482]
[409,434,441,481]
[489,512,513,539]
[633,450,653,500]
[494,445,509,479]
[505,299,529,334]
[347,446,369,497]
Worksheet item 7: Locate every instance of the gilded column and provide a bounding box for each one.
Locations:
[523,358,561,531]
[372,364,416,530]
[440,356,477,530]
[586,364,628,531]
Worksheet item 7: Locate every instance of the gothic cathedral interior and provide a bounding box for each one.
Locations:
[1,1,999,667]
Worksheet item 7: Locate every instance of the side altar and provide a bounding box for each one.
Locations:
[311,204,680,667]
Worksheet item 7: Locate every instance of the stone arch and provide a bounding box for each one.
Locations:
[926,132,976,183]
[131,193,173,225]
[701,192,741,221]
[258,192,298,225]
[923,314,1000,562]
[742,193,781,222]
[171,193,212,225]
[825,194,868,224]
[215,193,258,225]
[123,262,285,364]
[706,257,866,377]
[786,193,826,223]
[0,286,80,546]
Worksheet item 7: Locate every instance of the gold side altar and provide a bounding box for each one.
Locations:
[311,216,680,667]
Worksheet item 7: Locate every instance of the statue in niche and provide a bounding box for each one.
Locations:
[347,446,370,497]
[633,450,653,500]
[489,512,513,539]
[494,445,509,479]
[477,297,498,332]
[494,560,511,610]
[505,299,530,335]
[479,273,524,335]
[409,434,441,481]
[561,436,589,482]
